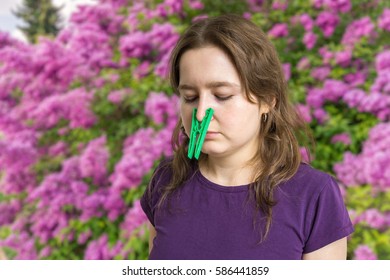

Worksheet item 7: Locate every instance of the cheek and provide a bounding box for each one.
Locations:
[235,105,261,129]
[180,104,193,132]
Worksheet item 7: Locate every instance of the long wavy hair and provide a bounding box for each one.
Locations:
[154,14,312,240]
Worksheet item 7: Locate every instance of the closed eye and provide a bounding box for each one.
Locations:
[183,96,197,103]
[182,95,233,103]
[215,95,233,101]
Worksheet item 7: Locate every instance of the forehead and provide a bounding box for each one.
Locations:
[178,46,241,85]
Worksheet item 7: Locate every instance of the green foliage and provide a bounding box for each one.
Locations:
[12,0,63,43]
[310,105,378,173]
[201,0,248,16]
[346,185,390,259]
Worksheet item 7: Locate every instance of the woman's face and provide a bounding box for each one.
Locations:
[179,46,270,160]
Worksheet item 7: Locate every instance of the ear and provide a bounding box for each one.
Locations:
[270,97,276,108]
[259,98,276,114]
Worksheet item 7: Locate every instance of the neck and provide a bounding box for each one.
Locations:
[199,155,257,186]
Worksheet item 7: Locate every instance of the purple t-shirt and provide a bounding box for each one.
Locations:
[141,159,354,260]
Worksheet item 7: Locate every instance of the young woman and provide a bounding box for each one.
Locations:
[141,14,354,260]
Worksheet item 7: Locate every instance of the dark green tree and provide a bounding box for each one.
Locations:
[12,0,63,43]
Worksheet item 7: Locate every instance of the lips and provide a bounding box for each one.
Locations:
[205,131,219,139]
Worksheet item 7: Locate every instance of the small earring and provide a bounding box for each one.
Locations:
[262,113,268,123]
[180,126,187,136]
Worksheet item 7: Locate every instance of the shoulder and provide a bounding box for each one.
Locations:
[140,156,174,226]
[149,156,174,192]
[278,163,338,200]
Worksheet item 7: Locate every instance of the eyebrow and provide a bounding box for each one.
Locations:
[178,81,241,91]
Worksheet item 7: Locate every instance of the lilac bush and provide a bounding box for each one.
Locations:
[0,0,389,259]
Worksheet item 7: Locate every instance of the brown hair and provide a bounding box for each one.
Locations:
[155,14,311,240]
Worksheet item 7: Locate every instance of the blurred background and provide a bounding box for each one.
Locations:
[0,0,389,260]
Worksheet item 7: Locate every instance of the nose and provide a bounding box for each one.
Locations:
[195,95,208,121]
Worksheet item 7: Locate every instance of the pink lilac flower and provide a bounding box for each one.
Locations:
[84,234,123,260]
[242,12,252,20]
[335,49,353,67]
[189,0,204,10]
[323,0,352,14]
[145,92,179,125]
[149,23,179,54]
[344,70,367,87]
[300,147,311,163]
[354,245,377,260]
[121,200,148,238]
[272,1,288,11]
[70,4,125,35]
[297,57,311,70]
[0,132,38,172]
[247,0,264,12]
[312,0,325,9]
[77,230,92,245]
[371,72,390,95]
[154,52,171,79]
[162,0,184,16]
[378,8,390,32]
[39,246,52,258]
[133,61,151,79]
[315,11,340,38]
[335,123,390,190]
[331,133,351,145]
[30,88,96,129]
[0,200,22,226]
[119,31,152,60]
[192,14,209,23]
[0,38,86,101]
[109,129,161,192]
[343,89,390,121]
[62,23,115,73]
[99,0,130,9]
[2,233,38,259]
[80,190,106,221]
[107,89,133,104]
[386,213,390,227]
[310,66,331,81]
[319,47,334,64]
[282,63,291,81]
[268,23,289,38]
[79,136,109,186]
[296,104,312,123]
[109,93,178,193]
[300,14,314,31]
[0,31,24,49]
[341,17,376,45]
[307,88,326,108]
[322,79,350,102]
[348,210,363,225]
[303,32,317,49]
[103,192,126,221]
[313,108,329,124]
[375,50,390,73]
[361,209,387,230]
[48,141,68,157]
[0,168,37,194]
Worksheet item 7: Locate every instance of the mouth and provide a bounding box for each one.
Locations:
[205,131,219,139]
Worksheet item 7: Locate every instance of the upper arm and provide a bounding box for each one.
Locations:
[302,237,347,260]
[148,222,157,254]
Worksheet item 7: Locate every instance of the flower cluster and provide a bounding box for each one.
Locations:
[334,123,390,191]
[1,0,389,260]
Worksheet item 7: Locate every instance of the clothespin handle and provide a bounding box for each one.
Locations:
[187,108,214,159]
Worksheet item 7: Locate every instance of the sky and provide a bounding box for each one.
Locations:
[0,0,96,41]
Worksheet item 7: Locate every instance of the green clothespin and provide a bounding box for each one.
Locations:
[188,108,214,160]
